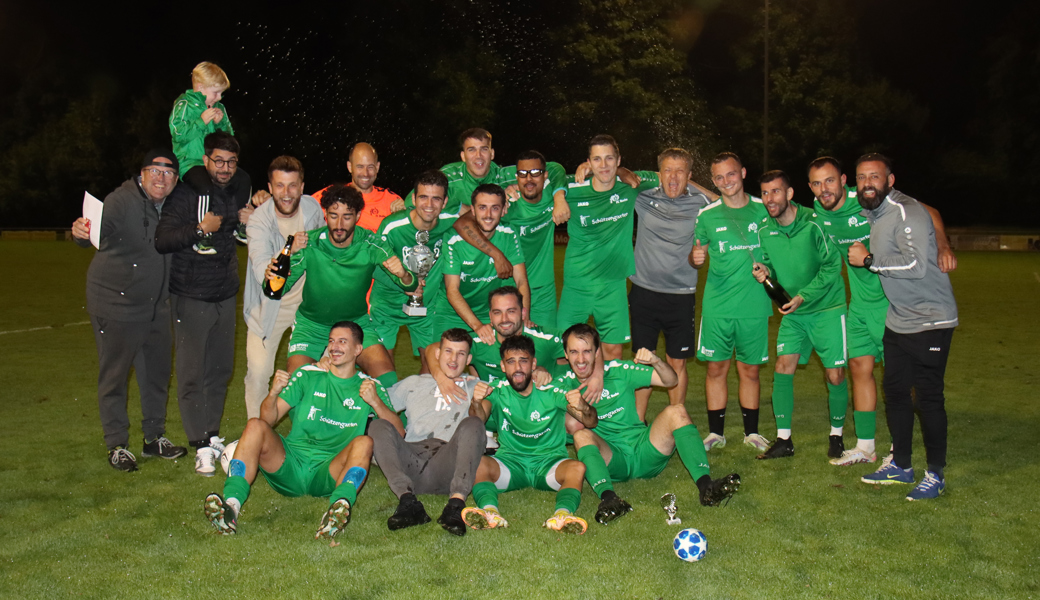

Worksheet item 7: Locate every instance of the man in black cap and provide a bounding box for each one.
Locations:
[72,149,192,471]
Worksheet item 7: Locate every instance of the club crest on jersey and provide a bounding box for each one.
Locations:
[520,225,527,236]
[849,216,858,227]
[530,410,541,421]
[343,398,355,408]
[748,222,759,233]
[718,241,726,253]
[308,407,321,420]
[609,194,623,204]
[580,215,589,227]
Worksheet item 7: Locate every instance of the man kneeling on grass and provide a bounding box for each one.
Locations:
[557,324,741,525]
[462,335,598,534]
[371,328,487,536]
[204,321,403,538]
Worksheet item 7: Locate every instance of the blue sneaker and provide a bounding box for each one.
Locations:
[860,455,914,485]
[906,471,946,501]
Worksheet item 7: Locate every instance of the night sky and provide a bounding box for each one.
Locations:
[2,0,1036,227]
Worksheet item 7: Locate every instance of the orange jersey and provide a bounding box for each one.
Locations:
[312,184,402,232]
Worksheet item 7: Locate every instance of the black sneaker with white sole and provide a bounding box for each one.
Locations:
[699,473,741,506]
[756,437,795,460]
[142,436,187,459]
[108,446,138,472]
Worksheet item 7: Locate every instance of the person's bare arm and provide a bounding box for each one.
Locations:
[920,202,957,273]
[260,370,293,427]
[634,347,678,388]
[468,382,493,422]
[360,379,405,438]
[565,388,598,429]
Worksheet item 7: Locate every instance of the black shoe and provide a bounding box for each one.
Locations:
[828,435,845,459]
[594,493,633,525]
[437,500,467,536]
[699,473,741,507]
[756,437,794,460]
[142,436,188,459]
[108,446,138,472]
[387,495,431,531]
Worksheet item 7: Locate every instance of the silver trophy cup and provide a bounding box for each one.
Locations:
[402,230,436,316]
[660,493,682,525]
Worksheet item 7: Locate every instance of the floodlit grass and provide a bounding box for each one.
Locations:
[0,241,1038,599]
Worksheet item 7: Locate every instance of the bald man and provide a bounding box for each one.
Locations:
[313,143,403,232]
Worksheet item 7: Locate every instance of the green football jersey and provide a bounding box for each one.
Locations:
[285,226,416,325]
[279,366,393,460]
[370,209,459,312]
[486,378,570,459]
[469,326,566,384]
[433,225,525,320]
[758,205,846,314]
[499,161,568,290]
[405,161,514,215]
[812,188,889,311]
[555,359,652,448]
[562,172,659,285]
[693,196,773,319]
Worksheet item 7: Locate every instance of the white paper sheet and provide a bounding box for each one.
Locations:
[82,191,103,249]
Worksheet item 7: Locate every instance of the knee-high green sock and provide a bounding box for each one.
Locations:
[472,481,499,510]
[772,373,795,432]
[576,445,614,498]
[827,379,848,430]
[223,475,250,506]
[330,466,366,508]
[375,371,398,388]
[673,424,710,481]
[854,410,876,440]
[554,488,582,514]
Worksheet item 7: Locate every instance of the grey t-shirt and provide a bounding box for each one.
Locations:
[387,374,481,443]
[631,184,711,294]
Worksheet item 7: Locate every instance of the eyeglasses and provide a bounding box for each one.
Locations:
[207,156,239,168]
[144,168,177,178]
[516,169,545,178]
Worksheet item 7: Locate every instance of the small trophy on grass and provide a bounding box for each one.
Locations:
[660,493,681,525]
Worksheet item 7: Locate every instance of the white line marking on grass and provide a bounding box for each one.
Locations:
[0,321,90,336]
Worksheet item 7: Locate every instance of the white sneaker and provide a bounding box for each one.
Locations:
[829,447,878,466]
[743,433,770,451]
[195,446,220,477]
[208,435,226,454]
[703,433,726,451]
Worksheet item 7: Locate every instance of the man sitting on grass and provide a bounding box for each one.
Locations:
[203,321,403,538]
[557,324,741,525]
[462,335,598,534]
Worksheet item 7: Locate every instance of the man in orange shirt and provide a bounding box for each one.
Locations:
[313,143,402,232]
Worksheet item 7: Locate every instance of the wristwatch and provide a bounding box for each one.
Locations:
[195,224,206,238]
[863,253,874,269]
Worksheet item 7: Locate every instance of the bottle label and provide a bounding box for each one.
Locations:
[269,276,285,291]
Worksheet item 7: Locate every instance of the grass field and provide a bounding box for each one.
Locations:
[1,241,1038,599]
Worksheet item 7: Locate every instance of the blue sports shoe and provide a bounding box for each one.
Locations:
[906,471,946,501]
[860,455,914,485]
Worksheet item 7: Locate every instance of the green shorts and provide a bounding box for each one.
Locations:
[556,279,630,344]
[775,307,847,368]
[370,302,436,356]
[847,305,887,361]
[696,316,770,364]
[430,307,469,342]
[259,440,336,498]
[529,282,558,329]
[606,428,672,482]
[288,313,382,360]
[492,452,569,492]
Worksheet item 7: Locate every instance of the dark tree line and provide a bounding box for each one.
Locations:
[0,0,1035,227]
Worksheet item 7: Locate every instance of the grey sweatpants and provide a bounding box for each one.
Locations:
[369,416,486,498]
[171,295,235,446]
[91,308,173,450]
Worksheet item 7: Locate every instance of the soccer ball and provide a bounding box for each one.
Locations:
[673,528,707,562]
[219,439,239,475]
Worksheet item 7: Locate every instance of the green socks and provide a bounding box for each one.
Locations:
[375,371,398,389]
[673,424,710,481]
[827,379,848,430]
[473,481,499,510]
[554,488,582,514]
[854,410,876,441]
[772,372,795,431]
[223,475,250,506]
[577,445,614,498]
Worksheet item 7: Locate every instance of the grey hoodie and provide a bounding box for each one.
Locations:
[862,189,958,334]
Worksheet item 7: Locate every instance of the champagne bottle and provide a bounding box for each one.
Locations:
[762,275,792,308]
[263,235,294,300]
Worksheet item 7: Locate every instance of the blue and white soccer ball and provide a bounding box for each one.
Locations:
[673,528,707,562]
